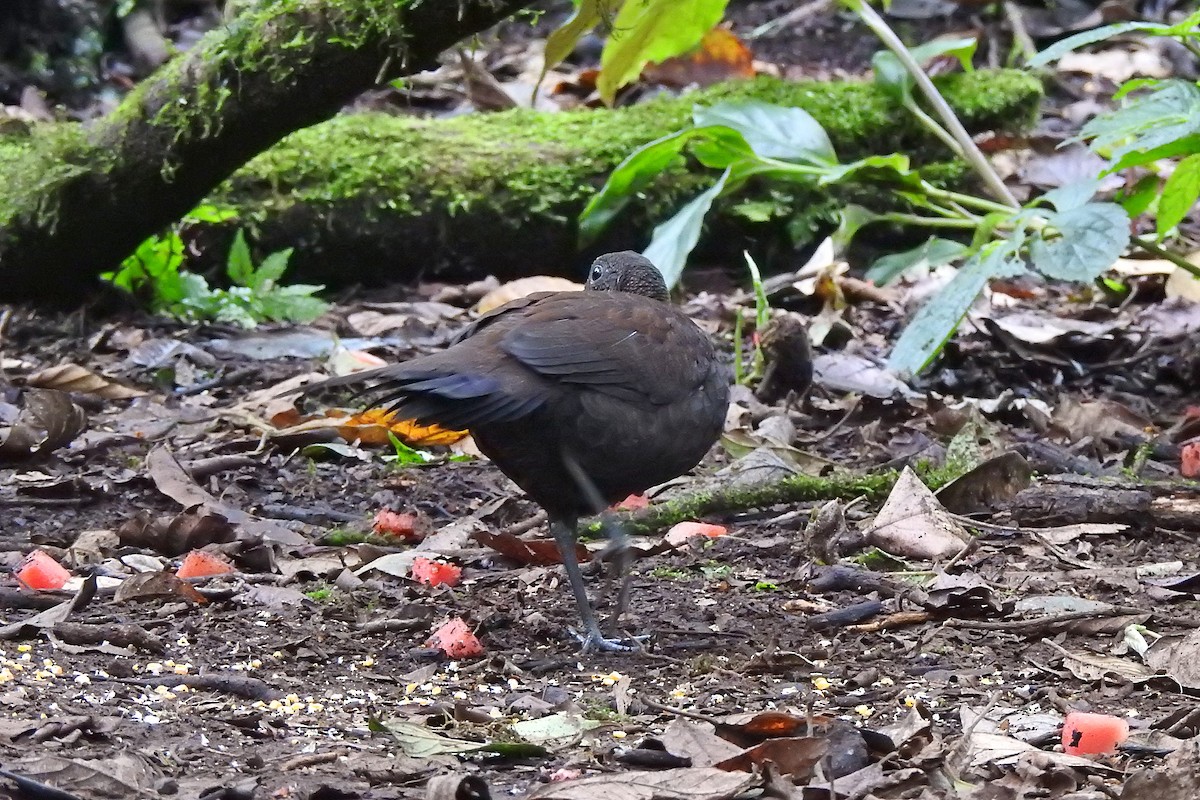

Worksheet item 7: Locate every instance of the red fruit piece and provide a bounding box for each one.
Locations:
[372,509,426,542]
[666,521,728,546]
[612,494,649,510]
[176,550,235,579]
[1062,711,1129,755]
[16,550,71,590]
[1181,441,1200,479]
[411,557,462,587]
[427,617,483,659]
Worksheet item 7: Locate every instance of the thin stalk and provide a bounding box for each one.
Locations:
[877,213,980,229]
[903,98,964,158]
[847,0,1020,209]
[1132,236,1200,279]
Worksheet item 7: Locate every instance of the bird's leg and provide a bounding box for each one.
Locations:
[596,513,633,624]
[551,518,639,653]
[560,453,634,612]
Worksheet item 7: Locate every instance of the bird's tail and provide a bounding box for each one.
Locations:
[302,364,542,430]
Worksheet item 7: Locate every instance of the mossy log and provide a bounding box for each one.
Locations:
[0,0,531,304]
[211,70,1041,288]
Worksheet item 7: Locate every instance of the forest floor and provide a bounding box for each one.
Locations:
[3,1,1200,799]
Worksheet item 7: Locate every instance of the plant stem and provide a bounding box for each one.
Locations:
[904,98,964,158]
[878,213,980,229]
[1131,236,1200,279]
[847,0,1020,209]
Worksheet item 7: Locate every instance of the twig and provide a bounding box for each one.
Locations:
[748,0,833,39]
[1002,2,1038,64]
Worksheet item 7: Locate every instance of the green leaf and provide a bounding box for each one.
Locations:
[542,0,621,77]
[872,37,977,103]
[1027,22,1168,68]
[818,153,915,187]
[693,100,836,163]
[887,240,1022,376]
[643,168,730,288]
[597,0,730,105]
[832,204,884,251]
[1157,153,1200,238]
[257,285,329,324]
[251,248,294,290]
[226,230,255,286]
[1036,179,1099,212]
[1029,202,1129,282]
[578,127,700,243]
[185,203,238,224]
[1117,174,1160,217]
[1108,133,1200,173]
[385,432,435,466]
[866,237,968,285]
[1081,80,1200,166]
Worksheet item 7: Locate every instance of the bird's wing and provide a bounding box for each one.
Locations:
[499,296,714,406]
[451,293,557,344]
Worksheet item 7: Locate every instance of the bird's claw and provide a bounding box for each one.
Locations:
[568,627,650,654]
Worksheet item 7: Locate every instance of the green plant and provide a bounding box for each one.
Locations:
[541,0,730,105]
[103,208,329,327]
[1029,10,1200,246]
[732,252,770,385]
[304,585,335,602]
[650,565,689,580]
[579,2,1200,376]
[384,431,474,468]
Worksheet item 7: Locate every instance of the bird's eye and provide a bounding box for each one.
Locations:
[590,264,603,281]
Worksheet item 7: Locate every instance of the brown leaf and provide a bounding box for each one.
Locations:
[114,571,207,605]
[643,27,756,89]
[117,507,237,556]
[26,364,146,400]
[471,530,589,566]
[712,736,828,779]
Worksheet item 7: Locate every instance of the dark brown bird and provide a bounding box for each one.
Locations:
[313,252,730,651]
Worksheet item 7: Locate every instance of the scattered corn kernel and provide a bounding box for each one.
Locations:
[812,676,831,691]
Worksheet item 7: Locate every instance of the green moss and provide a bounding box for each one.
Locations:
[0,124,95,227]
[220,70,1041,233]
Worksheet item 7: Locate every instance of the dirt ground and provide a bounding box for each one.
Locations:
[4,1,1200,799]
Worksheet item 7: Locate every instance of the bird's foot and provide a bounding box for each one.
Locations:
[568,627,650,654]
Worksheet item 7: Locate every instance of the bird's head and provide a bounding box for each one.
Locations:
[584,251,669,302]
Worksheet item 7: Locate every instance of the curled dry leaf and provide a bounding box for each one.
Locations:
[26,363,146,399]
[475,276,582,314]
[0,389,88,461]
[117,506,237,557]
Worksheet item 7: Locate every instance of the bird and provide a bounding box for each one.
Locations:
[309,252,731,652]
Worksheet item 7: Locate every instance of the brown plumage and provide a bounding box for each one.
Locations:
[311,252,730,651]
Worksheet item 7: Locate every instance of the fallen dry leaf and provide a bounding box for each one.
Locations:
[26,363,146,399]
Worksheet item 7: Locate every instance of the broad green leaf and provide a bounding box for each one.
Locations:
[832,204,884,251]
[257,285,329,323]
[597,0,729,105]
[693,100,836,163]
[1027,22,1167,68]
[578,127,703,243]
[866,237,968,285]
[1082,80,1200,166]
[818,153,915,187]
[690,126,757,169]
[1117,174,1160,217]
[1109,133,1200,172]
[250,248,294,290]
[643,168,730,288]
[1029,202,1129,282]
[872,37,976,104]
[887,240,1022,376]
[1035,179,1099,213]
[1157,153,1200,238]
[226,230,255,286]
[541,0,622,78]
